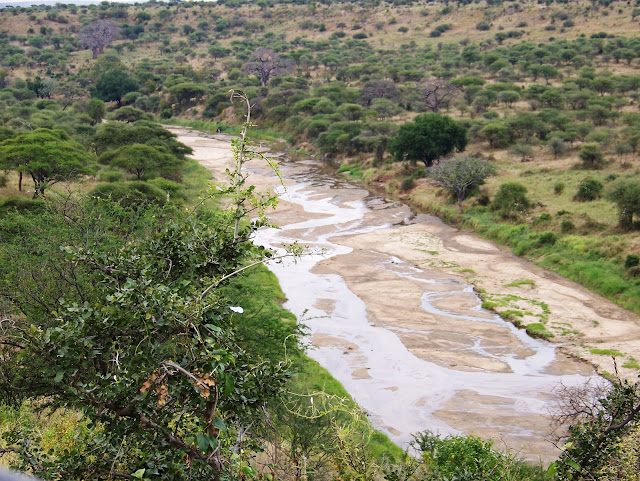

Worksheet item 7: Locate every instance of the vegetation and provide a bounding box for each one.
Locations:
[1,0,640,477]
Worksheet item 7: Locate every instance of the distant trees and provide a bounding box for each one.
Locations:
[429,156,496,213]
[389,113,467,168]
[79,19,120,60]
[245,48,293,86]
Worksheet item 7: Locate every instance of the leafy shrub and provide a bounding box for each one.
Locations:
[411,431,540,481]
[148,177,186,200]
[97,169,125,183]
[493,182,531,219]
[574,177,604,201]
[89,181,167,208]
[561,219,574,233]
[476,21,491,31]
[554,182,565,195]
[537,231,558,246]
[401,177,415,191]
[0,195,45,213]
[625,254,640,270]
[352,32,367,39]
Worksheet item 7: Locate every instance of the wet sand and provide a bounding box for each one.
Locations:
[170,128,640,462]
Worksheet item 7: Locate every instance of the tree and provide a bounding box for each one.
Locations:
[86,98,106,125]
[553,379,640,481]
[360,79,397,106]
[245,48,293,86]
[99,143,181,180]
[607,179,640,229]
[93,69,139,106]
[429,156,496,213]
[0,129,94,197]
[419,80,462,113]
[578,143,604,169]
[389,113,467,168]
[79,19,120,60]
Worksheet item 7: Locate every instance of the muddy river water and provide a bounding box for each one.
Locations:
[172,128,605,462]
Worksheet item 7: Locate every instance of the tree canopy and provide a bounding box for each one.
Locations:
[429,156,496,213]
[389,113,467,168]
[0,129,94,197]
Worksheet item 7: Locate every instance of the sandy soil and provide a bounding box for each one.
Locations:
[171,127,640,461]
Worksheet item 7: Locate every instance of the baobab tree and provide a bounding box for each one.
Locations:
[419,80,462,113]
[245,48,293,86]
[79,19,120,60]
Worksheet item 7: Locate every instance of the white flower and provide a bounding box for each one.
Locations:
[229,306,244,314]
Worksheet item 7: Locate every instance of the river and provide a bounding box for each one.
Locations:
[172,128,600,462]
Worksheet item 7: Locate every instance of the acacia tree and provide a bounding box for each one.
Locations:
[429,156,496,213]
[389,113,467,168]
[245,48,293,86]
[0,129,94,197]
[79,19,120,60]
[99,143,181,180]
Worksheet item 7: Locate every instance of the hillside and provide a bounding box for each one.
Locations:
[1,0,640,479]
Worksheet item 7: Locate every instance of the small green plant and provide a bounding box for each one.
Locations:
[554,182,565,195]
[625,254,640,269]
[504,279,536,288]
[526,323,554,339]
[590,348,624,357]
[561,219,575,233]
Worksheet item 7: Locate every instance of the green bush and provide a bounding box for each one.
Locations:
[97,169,125,183]
[401,177,415,191]
[0,172,7,188]
[89,181,167,208]
[554,182,565,195]
[625,254,640,269]
[561,219,574,233]
[493,182,531,219]
[574,177,604,201]
[148,177,186,200]
[0,195,45,213]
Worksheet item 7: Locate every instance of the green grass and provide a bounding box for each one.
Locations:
[504,279,536,288]
[337,164,364,179]
[590,348,624,357]
[526,323,554,339]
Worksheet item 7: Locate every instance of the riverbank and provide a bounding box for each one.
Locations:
[170,127,604,462]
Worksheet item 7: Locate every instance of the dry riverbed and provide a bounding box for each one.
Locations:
[171,127,640,461]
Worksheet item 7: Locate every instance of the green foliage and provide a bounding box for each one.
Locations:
[412,431,543,481]
[98,143,183,180]
[389,113,467,168]
[578,142,604,169]
[574,177,604,201]
[93,69,139,106]
[492,183,531,219]
[429,156,496,213]
[0,128,95,196]
[89,180,168,207]
[555,380,640,481]
[607,179,640,229]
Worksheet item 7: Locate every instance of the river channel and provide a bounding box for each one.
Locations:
[172,128,599,462]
